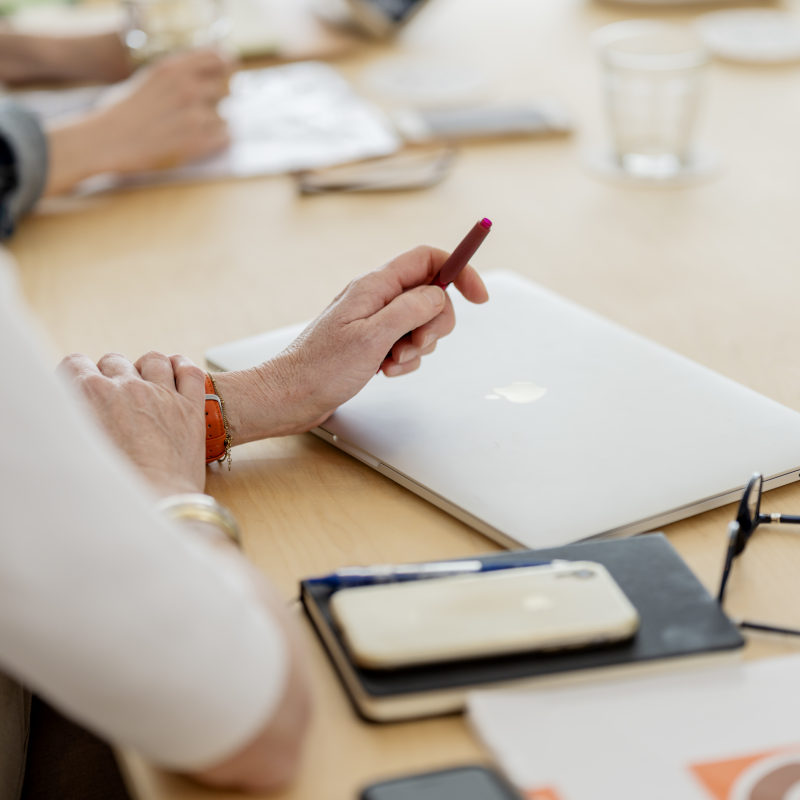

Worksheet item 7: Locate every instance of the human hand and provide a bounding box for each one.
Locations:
[0,31,131,86]
[215,246,489,443]
[93,48,233,173]
[59,351,207,497]
[45,49,232,195]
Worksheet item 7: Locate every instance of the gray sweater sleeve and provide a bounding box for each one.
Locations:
[0,100,48,236]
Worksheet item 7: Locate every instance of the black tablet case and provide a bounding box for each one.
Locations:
[300,533,744,721]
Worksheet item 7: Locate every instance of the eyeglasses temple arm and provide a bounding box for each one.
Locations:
[717,544,736,604]
[739,620,800,637]
[756,513,800,525]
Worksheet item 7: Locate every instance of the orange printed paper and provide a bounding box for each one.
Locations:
[691,746,800,799]
[525,789,564,800]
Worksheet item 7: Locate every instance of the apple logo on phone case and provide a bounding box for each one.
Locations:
[485,381,547,404]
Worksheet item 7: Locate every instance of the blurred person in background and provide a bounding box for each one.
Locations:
[0,28,231,233]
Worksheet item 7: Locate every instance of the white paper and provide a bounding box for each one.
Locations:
[469,655,800,799]
[157,62,401,182]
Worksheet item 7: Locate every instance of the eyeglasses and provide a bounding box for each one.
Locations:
[717,472,800,636]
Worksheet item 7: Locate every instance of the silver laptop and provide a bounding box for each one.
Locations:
[206,271,800,549]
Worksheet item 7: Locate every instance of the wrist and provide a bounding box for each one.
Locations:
[145,474,202,500]
[211,355,324,445]
[45,112,117,195]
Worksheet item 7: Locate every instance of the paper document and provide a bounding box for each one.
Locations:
[169,62,400,182]
[12,61,400,190]
[469,654,800,799]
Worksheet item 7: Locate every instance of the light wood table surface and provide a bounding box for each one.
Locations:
[9,0,800,797]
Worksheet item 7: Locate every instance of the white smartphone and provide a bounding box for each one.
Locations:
[329,561,640,669]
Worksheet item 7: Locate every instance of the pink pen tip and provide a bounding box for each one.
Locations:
[480,218,492,229]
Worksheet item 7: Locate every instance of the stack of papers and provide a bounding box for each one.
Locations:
[469,654,800,799]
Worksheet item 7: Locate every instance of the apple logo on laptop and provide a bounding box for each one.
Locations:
[485,381,547,404]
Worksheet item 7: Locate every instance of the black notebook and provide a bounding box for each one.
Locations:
[300,534,744,722]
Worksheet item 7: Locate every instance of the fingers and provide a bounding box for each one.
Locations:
[172,355,206,400]
[61,352,199,397]
[372,284,446,349]
[97,352,139,379]
[132,352,204,398]
[135,351,176,389]
[385,336,438,375]
[148,49,231,110]
[334,247,447,321]
[407,295,455,349]
[182,48,235,80]
[180,110,230,161]
[384,354,422,378]
[338,246,488,326]
[376,246,488,303]
[353,246,488,375]
[199,76,231,105]
[157,48,233,82]
[374,246,450,298]
[58,353,100,382]
[378,248,488,369]
[188,69,231,106]
[381,246,449,288]
[453,265,490,304]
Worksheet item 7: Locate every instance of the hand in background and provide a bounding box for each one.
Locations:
[45,49,232,195]
[215,246,489,444]
[59,351,207,497]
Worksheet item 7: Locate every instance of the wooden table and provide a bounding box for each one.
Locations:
[9,1,800,797]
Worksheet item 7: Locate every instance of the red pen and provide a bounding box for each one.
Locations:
[432,217,492,288]
[381,217,492,370]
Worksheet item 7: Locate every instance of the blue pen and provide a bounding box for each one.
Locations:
[306,558,555,589]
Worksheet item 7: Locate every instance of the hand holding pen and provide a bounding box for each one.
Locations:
[380,217,492,374]
[227,240,489,442]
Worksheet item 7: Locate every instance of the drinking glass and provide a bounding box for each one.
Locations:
[590,20,716,184]
[123,0,230,62]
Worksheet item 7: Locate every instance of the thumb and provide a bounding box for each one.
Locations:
[369,285,446,346]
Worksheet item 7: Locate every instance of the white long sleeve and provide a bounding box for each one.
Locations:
[0,255,288,769]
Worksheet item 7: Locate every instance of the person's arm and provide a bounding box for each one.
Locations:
[0,101,47,237]
[0,29,130,85]
[0,255,310,792]
[45,49,231,196]
[155,513,312,791]
[56,348,314,790]
[212,245,490,444]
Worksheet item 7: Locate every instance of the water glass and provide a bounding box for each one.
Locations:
[123,0,230,62]
[591,20,713,183]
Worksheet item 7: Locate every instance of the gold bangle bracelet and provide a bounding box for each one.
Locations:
[157,493,241,547]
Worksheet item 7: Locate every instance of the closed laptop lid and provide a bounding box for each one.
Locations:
[207,271,800,548]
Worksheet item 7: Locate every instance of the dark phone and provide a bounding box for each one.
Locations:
[360,765,523,800]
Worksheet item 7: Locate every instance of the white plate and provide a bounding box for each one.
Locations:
[696,9,800,64]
